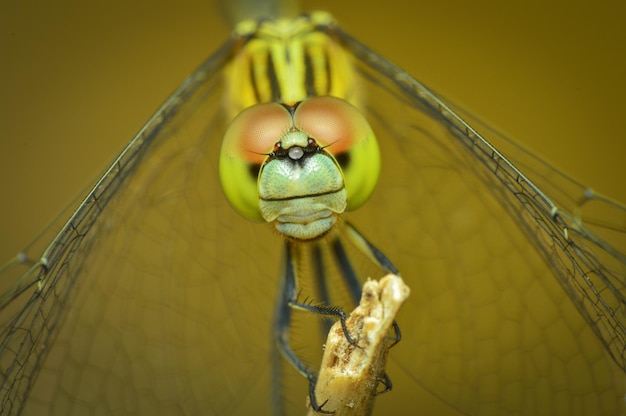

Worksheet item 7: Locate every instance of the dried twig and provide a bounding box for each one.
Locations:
[306,274,410,416]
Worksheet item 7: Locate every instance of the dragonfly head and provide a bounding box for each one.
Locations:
[219,96,380,240]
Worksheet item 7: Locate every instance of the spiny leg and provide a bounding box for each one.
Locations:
[274,225,402,410]
[274,239,358,413]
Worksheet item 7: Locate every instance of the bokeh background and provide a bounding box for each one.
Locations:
[1,4,625,414]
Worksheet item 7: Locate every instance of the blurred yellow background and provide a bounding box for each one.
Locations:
[0,1,625,415]
[1,0,624,260]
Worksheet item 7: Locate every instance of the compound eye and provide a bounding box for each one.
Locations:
[219,103,292,221]
[222,103,293,164]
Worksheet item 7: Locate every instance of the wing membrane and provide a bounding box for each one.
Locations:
[333,24,626,415]
[0,13,625,416]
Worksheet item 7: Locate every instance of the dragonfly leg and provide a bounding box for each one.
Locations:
[331,231,402,395]
[329,235,364,305]
[375,372,393,396]
[284,241,359,344]
[334,224,403,348]
[343,221,399,275]
[274,229,401,411]
[311,243,333,337]
[274,240,357,413]
[388,320,402,348]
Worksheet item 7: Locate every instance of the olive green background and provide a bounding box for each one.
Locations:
[2,0,624,261]
[1,0,625,260]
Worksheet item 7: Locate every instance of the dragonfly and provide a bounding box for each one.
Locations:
[1,4,626,416]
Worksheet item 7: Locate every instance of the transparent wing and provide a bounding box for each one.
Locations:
[331,25,626,416]
[1,14,626,416]
[0,37,309,416]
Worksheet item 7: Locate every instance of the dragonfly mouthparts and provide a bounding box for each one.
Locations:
[275,209,339,241]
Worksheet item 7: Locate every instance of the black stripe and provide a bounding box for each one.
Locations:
[304,47,316,97]
[248,55,261,104]
[266,52,282,102]
[324,49,332,95]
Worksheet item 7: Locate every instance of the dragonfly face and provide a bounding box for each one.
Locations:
[220,96,380,240]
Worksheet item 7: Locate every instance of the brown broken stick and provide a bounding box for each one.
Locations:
[306,274,411,416]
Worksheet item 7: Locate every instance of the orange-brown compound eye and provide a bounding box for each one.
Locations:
[294,96,380,211]
[295,96,363,153]
[221,103,293,165]
[219,103,293,222]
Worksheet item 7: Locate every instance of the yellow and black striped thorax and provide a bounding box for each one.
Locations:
[224,12,358,118]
